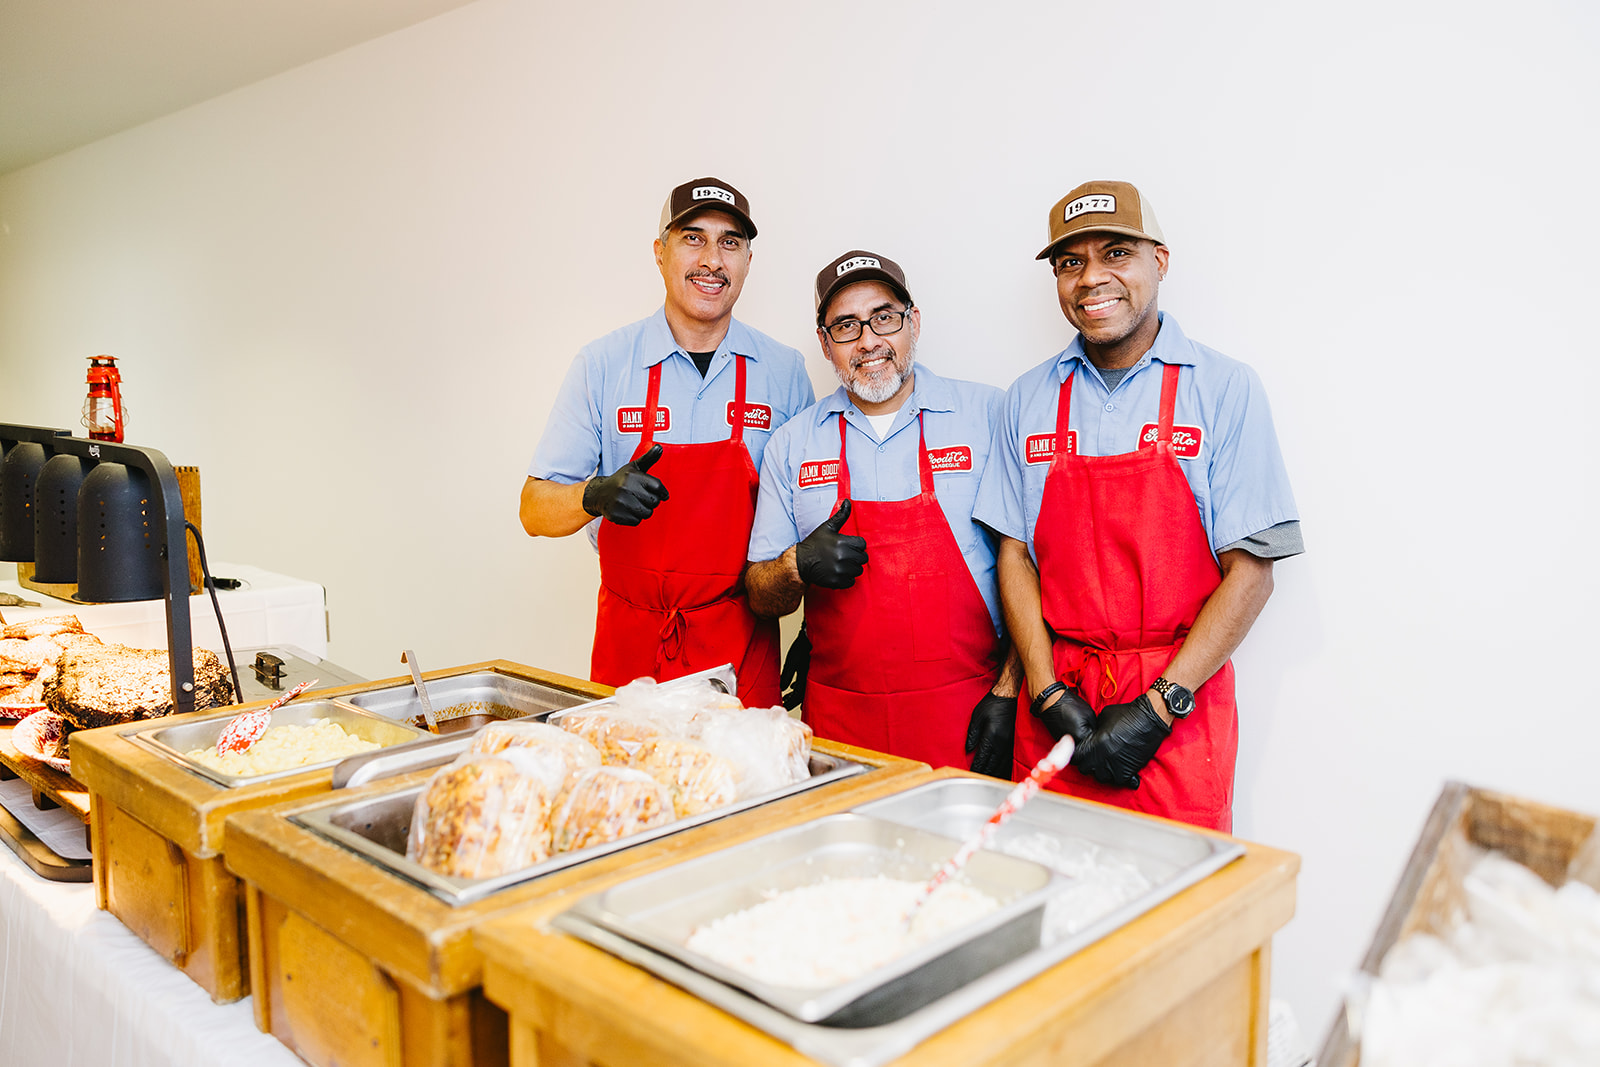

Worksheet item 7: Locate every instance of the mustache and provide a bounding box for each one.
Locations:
[687,268,730,284]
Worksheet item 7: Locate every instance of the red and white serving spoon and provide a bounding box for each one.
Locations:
[214,678,318,755]
[904,733,1077,924]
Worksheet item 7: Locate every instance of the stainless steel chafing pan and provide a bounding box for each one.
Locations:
[126,700,428,789]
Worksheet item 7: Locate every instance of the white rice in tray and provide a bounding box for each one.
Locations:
[684,875,1001,989]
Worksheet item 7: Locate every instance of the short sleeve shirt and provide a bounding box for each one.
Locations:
[529,307,814,505]
[973,313,1299,560]
[749,366,1006,633]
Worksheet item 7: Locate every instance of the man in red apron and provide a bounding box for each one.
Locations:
[973,181,1302,831]
[519,178,815,708]
[746,251,1022,772]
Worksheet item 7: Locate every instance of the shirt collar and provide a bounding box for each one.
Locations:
[1052,311,1196,383]
[642,307,759,369]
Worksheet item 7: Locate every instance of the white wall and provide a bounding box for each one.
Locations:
[3,0,1597,1043]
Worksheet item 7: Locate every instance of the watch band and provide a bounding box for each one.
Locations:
[1029,681,1068,718]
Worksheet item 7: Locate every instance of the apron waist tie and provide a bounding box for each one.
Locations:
[1061,638,1187,700]
[658,609,686,670]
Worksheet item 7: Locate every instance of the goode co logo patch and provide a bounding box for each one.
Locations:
[727,403,773,431]
[797,459,840,489]
[1140,424,1204,458]
[927,445,973,474]
[616,406,670,434]
[1025,431,1077,464]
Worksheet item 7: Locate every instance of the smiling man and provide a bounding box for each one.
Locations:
[519,177,813,707]
[973,180,1302,831]
[746,251,1021,774]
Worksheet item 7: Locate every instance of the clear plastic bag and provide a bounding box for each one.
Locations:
[468,720,601,792]
[692,706,813,799]
[629,737,738,818]
[551,765,674,853]
[553,706,665,764]
[405,750,555,878]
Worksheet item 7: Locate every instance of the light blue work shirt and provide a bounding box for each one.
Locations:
[749,365,1006,634]
[973,313,1299,561]
[529,308,814,542]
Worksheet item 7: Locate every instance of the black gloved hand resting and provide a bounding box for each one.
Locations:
[582,443,668,525]
[794,500,867,589]
[780,624,812,711]
[1073,694,1170,789]
[965,692,1017,778]
[1037,686,1097,748]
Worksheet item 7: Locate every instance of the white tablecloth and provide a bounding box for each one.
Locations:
[0,562,327,659]
[0,840,300,1067]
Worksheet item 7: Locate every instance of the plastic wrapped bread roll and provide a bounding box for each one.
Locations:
[551,766,673,853]
[630,737,739,818]
[468,720,601,791]
[554,707,664,765]
[694,707,814,799]
[405,752,555,878]
[613,676,742,736]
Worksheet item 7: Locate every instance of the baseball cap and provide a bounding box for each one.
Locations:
[1036,180,1166,261]
[658,177,757,240]
[814,250,913,324]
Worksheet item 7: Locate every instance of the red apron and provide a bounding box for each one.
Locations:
[1015,364,1238,831]
[591,356,781,708]
[803,413,1000,768]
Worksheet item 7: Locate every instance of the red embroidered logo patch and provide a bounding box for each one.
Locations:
[616,406,670,434]
[1139,423,1203,457]
[1025,431,1076,464]
[797,460,840,488]
[927,445,973,473]
[727,402,773,431]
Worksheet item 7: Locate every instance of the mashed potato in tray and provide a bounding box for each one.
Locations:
[187,717,380,777]
[683,875,1001,989]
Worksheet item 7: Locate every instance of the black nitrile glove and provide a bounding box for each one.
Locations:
[794,500,867,589]
[1073,694,1170,789]
[965,692,1016,778]
[582,443,668,525]
[1037,686,1097,749]
[780,624,812,711]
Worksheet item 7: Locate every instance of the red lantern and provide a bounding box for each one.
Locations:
[82,354,125,442]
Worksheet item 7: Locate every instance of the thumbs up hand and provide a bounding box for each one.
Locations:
[795,500,868,589]
[582,443,670,525]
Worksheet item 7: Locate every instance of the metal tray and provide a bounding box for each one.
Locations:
[328,664,740,790]
[344,670,594,727]
[560,813,1058,1027]
[555,778,1246,1066]
[293,750,870,905]
[126,699,429,789]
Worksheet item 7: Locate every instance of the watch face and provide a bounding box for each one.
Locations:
[1166,686,1195,717]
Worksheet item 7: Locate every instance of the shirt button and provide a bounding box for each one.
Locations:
[878,445,886,453]
[1105,403,1116,412]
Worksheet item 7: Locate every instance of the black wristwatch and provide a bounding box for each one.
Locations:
[1150,677,1195,719]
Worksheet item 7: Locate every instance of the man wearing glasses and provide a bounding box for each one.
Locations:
[974,180,1301,830]
[746,250,1021,774]
[520,177,814,708]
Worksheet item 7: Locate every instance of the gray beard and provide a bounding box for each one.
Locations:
[836,339,916,405]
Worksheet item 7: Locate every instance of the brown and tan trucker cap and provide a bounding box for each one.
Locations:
[658,177,757,240]
[1036,180,1165,261]
[813,250,914,324]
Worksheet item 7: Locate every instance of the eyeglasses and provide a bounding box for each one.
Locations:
[824,307,913,344]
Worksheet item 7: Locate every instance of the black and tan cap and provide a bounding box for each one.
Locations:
[658,177,757,240]
[814,250,913,324]
[1036,180,1166,261]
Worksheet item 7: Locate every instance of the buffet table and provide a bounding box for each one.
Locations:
[0,837,299,1067]
[1,561,329,659]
